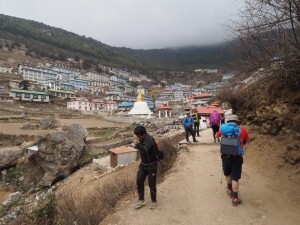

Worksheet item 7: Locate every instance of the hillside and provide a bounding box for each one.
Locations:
[0,14,235,71]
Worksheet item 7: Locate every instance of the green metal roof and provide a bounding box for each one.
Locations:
[10,89,49,95]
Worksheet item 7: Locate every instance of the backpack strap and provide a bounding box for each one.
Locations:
[152,138,164,169]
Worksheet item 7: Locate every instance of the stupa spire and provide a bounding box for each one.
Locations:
[137,90,144,102]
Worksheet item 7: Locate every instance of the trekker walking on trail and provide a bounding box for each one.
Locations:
[183,112,198,143]
[133,126,159,210]
[209,110,221,142]
[216,115,250,206]
[192,110,201,137]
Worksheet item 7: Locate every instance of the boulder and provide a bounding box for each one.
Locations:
[0,146,23,168]
[0,141,38,168]
[31,124,89,187]
[39,116,58,130]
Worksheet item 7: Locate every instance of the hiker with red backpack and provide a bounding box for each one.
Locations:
[133,126,164,210]
[216,115,250,206]
[209,110,221,142]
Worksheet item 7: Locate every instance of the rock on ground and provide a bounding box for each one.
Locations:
[31,124,89,187]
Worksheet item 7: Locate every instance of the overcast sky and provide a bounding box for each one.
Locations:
[0,0,241,49]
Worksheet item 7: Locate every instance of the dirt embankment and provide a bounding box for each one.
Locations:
[101,129,300,225]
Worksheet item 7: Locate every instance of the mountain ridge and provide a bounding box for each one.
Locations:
[0,14,235,71]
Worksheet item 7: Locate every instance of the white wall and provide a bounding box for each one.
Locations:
[117,152,137,166]
[199,116,208,129]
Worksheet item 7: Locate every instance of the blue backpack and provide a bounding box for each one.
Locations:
[220,123,244,155]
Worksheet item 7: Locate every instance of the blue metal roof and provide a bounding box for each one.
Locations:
[118,102,133,107]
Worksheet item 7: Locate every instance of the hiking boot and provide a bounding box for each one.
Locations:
[133,200,146,209]
[149,201,157,209]
[232,197,242,206]
[193,139,199,142]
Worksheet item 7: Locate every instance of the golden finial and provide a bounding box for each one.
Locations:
[137,90,144,102]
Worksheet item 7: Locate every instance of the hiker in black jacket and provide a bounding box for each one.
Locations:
[133,126,158,210]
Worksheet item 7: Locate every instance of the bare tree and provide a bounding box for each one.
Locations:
[231,0,300,90]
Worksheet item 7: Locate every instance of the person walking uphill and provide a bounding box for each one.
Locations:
[209,110,221,142]
[183,112,198,143]
[192,111,201,137]
[216,115,250,206]
[133,126,159,210]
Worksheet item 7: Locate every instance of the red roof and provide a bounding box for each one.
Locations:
[188,94,213,99]
[109,147,137,154]
[157,103,172,110]
[196,107,224,115]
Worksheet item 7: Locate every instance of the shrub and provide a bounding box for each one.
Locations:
[33,192,56,225]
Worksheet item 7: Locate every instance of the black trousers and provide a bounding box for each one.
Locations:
[185,127,196,142]
[137,164,157,202]
[211,124,219,140]
[194,122,200,136]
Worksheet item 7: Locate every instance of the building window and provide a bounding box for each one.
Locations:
[33,95,38,99]
[24,94,30,98]
[41,95,46,100]
[79,106,81,109]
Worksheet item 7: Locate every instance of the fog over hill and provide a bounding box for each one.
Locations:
[0,14,236,71]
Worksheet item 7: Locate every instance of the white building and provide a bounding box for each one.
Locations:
[67,98,91,111]
[48,89,76,99]
[104,100,118,111]
[174,90,184,100]
[110,75,127,84]
[9,89,50,103]
[19,64,59,81]
[67,98,105,111]
[129,75,142,82]
[111,69,131,78]
[91,99,105,110]
[68,79,88,90]
[0,65,13,73]
[158,91,174,99]
[85,72,110,82]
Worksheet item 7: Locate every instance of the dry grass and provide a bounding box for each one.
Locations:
[5,133,183,225]
[56,177,135,225]
[53,134,182,225]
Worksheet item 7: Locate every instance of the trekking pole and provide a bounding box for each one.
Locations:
[220,167,223,185]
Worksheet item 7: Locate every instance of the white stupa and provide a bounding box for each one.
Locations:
[128,91,153,116]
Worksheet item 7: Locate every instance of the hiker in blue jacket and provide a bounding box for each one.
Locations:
[183,112,198,143]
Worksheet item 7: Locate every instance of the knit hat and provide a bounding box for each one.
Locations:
[226,115,241,122]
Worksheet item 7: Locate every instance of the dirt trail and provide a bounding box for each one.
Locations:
[101,129,300,225]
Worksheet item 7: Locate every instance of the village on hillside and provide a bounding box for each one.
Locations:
[0,0,300,223]
[0,56,237,122]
